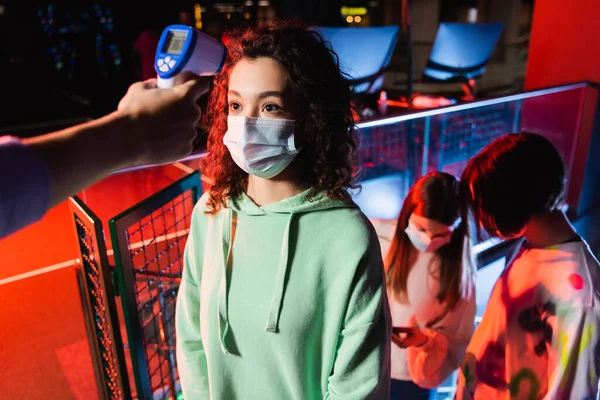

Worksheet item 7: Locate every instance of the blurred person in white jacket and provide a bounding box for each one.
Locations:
[455,133,600,399]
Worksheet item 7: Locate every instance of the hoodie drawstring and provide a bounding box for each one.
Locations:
[265,212,295,333]
[217,209,296,353]
[217,208,233,354]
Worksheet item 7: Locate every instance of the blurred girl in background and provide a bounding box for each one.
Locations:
[385,172,476,399]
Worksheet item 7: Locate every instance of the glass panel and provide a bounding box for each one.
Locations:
[520,87,586,182]
[428,100,519,177]
[352,118,426,220]
[352,83,590,224]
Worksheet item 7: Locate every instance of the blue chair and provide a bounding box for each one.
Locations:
[423,22,504,99]
[310,26,401,94]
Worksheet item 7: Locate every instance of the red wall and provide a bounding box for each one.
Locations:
[525,0,600,90]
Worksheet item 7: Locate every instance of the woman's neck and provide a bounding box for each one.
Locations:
[523,209,577,248]
[246,174,306,207]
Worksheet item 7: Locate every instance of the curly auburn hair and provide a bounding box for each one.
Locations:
[201,20,359,214]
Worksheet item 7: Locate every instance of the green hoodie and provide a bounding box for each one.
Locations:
[176,189,391,399]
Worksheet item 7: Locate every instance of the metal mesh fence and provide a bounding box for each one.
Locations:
[127,192,192,399]
[70,198,130,400]
[110,173,200,400]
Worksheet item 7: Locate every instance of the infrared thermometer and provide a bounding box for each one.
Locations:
[155,24,226,88]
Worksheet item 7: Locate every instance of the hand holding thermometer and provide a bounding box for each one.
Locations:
[155,24,226,89]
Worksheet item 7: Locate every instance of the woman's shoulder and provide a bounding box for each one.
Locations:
[189,191,211,218]
[307,205,383,262]
[324,203,380,240]
[189,191,227,226]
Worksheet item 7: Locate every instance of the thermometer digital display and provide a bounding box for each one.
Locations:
[163,31,187,55]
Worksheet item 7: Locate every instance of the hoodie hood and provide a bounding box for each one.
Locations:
[228,188,353,215]
[215,189,357,353]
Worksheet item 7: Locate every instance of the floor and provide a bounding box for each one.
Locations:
[0,160,199,399]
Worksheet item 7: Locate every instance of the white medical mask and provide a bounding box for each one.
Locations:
[223,115,300,179]
[405,222,453,253]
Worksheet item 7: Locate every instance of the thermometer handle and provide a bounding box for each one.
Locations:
[157,77,176,89]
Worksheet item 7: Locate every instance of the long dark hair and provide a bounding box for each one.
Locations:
[386,172,473,310]
[202,19,359,214]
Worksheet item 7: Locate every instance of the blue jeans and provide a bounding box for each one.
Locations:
[390,379,436,400]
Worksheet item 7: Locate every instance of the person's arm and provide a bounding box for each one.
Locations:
[0,136,51,238]
[324,246,391,400]
[176,215,210,398]
[545,303,600,398]
[405,294,476,389]
[25,78,208,209]
[0,77,208,240]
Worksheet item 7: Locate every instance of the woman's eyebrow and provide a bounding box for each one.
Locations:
[228,90,286,100]
[257,91,285,100]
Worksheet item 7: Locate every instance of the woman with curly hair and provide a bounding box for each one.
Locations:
[176,21,391,399]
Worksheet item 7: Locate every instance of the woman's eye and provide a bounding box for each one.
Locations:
[263,103,281,113]
[229,102,241,111]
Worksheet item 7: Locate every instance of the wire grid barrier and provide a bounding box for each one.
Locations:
[131,195,189,397]
[70,198,130,400]
[110,173,200,400]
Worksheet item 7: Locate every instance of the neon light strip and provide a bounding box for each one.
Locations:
[356,82,589,129]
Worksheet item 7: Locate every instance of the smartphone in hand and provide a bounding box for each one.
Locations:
[392,327,409,339]
[391,326,427,348]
